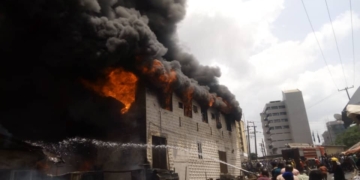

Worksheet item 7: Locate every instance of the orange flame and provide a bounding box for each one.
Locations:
[183,87,194,117]
[209,96,215,107]
[82,68,138,114]
[141,59,177,91]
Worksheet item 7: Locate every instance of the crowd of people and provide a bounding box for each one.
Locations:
[241,153,360,180]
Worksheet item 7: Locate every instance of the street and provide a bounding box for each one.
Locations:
[327,172,356,180]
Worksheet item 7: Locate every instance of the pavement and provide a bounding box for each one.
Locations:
[326,172,355,180]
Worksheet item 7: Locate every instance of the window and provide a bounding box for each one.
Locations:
[279,105,285,108]
[274,119,281,122]
[197,142,203,159]
[271,106,278,109]
[193,105,198,113]
[268,114,272,117]
[201,107,208,123]
[211,113,215,119]
[275,126,282,129]
[269,127,274,130]
[179,117,181,127]
[283,125,289,129]
[272,113,279,116]
[280,112,287,115]
[284,119,288,122]
[178,102,183,109]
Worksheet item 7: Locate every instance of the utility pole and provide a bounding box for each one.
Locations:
[262,139,267,157]
[253,125,257,160]
[247,121,251,161]
[338,86,354,100]
[247,121,257,160]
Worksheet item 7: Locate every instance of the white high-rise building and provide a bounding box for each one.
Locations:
[261,89,313,155]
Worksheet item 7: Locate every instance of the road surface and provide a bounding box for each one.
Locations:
[327,171,356,180]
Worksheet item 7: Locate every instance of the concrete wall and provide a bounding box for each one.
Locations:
[145,89,241,180]
[323,146,345,155]
[283,90,313,145]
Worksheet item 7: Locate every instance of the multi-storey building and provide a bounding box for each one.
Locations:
[261,89,312,155]
[0,88,243,180]
[322,120,345,145]
[236,120,248,161]
[145,89,242,180]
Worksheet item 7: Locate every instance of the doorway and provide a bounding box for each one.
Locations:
[152,136,167,169]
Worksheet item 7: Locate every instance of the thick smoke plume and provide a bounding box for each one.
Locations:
[0,0,241,142]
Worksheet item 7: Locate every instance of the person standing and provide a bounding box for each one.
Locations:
[318,163,328,180]
[331,157,345,180]
[277,165,299,180]
[258,169,271,180]
[297,170,309,180]
[271,162,278,180]
[273,163,284,180]
[308,170,323,180]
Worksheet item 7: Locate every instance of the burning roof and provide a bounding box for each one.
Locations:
[0,0,242,142]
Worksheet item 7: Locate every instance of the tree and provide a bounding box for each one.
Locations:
[335,126,360,148]
[250,153,257,160]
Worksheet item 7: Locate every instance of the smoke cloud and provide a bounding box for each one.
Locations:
[0,0,242,142]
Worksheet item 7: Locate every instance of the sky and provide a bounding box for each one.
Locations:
[176,0,360,156]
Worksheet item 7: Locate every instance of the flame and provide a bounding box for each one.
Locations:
[208,95,215,107]
[82,68,138,114]
[141,59,177,91]
[183,87,194,117]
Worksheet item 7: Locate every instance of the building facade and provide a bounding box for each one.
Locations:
[236,120,248,161]
[261,89,312,155]
[146,89,242,180]
[322,120,345,145]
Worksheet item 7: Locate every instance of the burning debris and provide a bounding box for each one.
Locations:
[0,0,242,146]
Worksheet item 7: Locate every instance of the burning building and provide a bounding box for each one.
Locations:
[0,0,243,179]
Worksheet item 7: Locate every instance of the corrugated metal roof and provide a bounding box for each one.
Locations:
[348,141,360,150]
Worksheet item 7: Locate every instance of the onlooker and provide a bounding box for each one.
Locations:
[297,170,309,180]
[331,157,345,180]
[273,163,284,180]
[281,167,299,176]
[308,170,322,180]
[271,162,278,180]
[318,163,328,180]
[277,165,299,180]
[258,169,271,180]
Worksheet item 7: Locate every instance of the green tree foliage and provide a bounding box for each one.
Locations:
[335,126,360,148]
[250,153,257,160]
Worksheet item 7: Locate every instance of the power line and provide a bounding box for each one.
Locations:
[300,0,339,90]
[349,0,356,86]
[306,91,339,110]
[324,0,348,87]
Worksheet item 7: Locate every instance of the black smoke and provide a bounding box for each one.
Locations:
[0,0,242,142]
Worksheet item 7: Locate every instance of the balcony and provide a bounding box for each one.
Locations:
[265,121,271,127]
